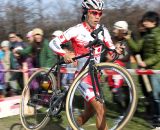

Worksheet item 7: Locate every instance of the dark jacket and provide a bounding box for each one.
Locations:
[127,27,160,69]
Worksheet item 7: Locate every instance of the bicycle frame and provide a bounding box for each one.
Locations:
[46,45,105,105]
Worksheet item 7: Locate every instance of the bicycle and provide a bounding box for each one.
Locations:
[20,25,137,130]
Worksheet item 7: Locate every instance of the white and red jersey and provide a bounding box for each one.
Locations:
[49,22,115,59]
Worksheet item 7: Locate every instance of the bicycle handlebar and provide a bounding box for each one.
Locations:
[85,24,104,48]
[84,24,120,62]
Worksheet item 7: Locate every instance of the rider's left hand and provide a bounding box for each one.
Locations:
[115,44,125,54]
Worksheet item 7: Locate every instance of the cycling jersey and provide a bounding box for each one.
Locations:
[49,22,115,57]
[49,22,115,102]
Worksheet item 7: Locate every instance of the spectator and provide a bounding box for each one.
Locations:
[0,40,16,97]
[26,31,34,44]
[8,32,27,92]
[14,28,57,68]
[13,28,58,94]
[125,11,160,129]
[1,40,11,85]
[137,19,147,38]
[104,21,131,112]
[112,21,132,68]
[0,44,5,98]
[135,20,150,106]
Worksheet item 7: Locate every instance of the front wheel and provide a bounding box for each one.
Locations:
[66,62,137,130]
[20,68,57,130]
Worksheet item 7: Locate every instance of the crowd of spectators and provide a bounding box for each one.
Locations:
[0,28,57,97]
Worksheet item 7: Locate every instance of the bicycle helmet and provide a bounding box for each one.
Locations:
[82,0,104,10]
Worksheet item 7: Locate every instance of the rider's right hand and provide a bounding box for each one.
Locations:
[63,53,74,63]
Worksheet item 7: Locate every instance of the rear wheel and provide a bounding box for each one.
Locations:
[10,123,25,130]
[66,63,137,130]
[20,68,57,130]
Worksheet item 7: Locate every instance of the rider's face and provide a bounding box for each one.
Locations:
[86,9,103,28]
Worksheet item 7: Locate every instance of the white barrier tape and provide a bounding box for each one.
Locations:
[0,67,160,75]
[60,68,160,75]
[0,68,39,73]
[128,69,160,75]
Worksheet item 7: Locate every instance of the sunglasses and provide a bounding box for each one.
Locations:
[88,10,103,17]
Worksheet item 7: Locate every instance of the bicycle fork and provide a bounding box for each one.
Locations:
[89,63,105,104]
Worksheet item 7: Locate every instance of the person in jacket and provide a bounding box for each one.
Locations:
[14,28,57,68]
[0,44,5,98]
[106,21,132,112]
[26,31,34,44]
[125,11,160,129]
[9,32,27,92]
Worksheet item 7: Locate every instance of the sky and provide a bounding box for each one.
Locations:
[1,0,160,12]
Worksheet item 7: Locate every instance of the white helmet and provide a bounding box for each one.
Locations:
[52,30,63,37]
[82,0,104,10]
[113,21,128,30]
[1,40,10,47]
[26,31,33,38]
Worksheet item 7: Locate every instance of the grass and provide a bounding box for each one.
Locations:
[0,106,152,130]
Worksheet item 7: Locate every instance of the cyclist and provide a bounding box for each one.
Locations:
[49,0,124,130]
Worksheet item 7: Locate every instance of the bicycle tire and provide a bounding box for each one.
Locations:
[66,62,137,130]
[10,123,25,130]
[20,68,57,130]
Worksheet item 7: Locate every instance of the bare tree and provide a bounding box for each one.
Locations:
[0,0,159,41]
